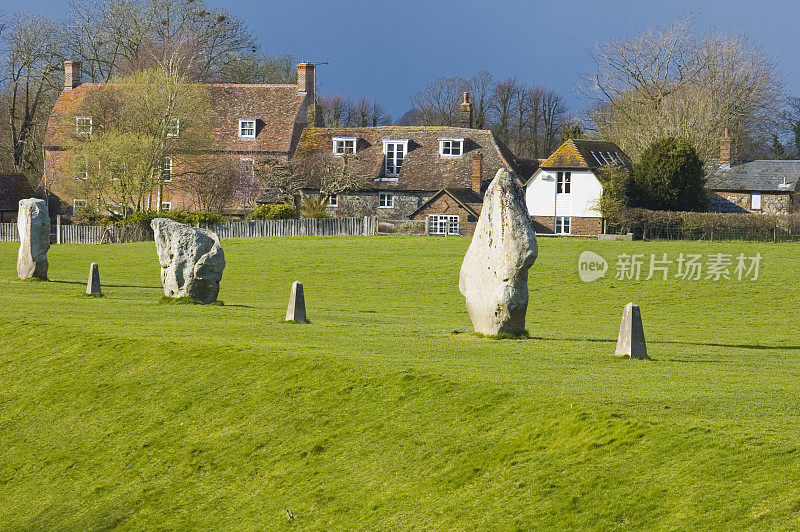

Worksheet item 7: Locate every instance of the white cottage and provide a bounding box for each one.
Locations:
[524,139,630,235]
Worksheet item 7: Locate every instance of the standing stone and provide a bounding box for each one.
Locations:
[615,302,649,359]
[151,218,225,304]
[17,198,50,280]
[87,262,101,295]
[285,281,307,322]
[459,169,538,336]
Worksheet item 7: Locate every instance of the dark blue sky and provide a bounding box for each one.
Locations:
[12,0,800,121]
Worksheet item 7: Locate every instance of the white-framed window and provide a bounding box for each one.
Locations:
[161,157,172,182]
[427,214,460,235]
[76,116,92,137]
[73,199,87,216]
[73,155,88,179]
[555,216,571,234]
[751,192,762,210]
[378,192,394,208]
[109,160,123,181]
[160,201,171,212]
[240,157,255,176]
[238,119,256,139]
[439,138,464,157]
[382,139,408,178]
[332,136,357,155]
[557,171,571,194]
[328,195,338,207]
[167,117,180,138]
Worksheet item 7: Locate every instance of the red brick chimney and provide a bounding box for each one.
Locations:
[64,61,81,91]
[471,152,483,194]
[460,91,473,129]
[297,63,314,99]
[720,128,732,168]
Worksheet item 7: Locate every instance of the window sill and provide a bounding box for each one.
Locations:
[439,154,462,159]
[377,177,399,181]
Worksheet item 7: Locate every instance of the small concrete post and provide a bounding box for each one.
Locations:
[86,262,101,295]
[56,214,61,244]
[285,281,307,322]
[614,302,648,359]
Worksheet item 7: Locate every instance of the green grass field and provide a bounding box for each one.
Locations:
[2,235,800,529]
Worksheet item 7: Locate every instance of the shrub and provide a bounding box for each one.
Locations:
[121,210,190,226]
[633,137,707,212]
[246,204,296,220]
[299,196,330,218]
[186,210,227,225]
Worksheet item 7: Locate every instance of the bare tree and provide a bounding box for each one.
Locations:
[468,70,494,129]
[584,17,783,161]
[408,76,469,126]
[318,94,391,127]
[0,13,63,186]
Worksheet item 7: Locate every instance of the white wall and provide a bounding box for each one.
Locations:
[524,169,603,218]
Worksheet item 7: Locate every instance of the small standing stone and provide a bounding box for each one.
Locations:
[286,281,307,322]
[87,262,101,295]
[615,302,648,359]
[17,198,50,280]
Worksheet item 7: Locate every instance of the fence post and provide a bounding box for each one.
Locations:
[56,215,61,244]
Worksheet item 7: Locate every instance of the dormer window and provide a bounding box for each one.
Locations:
[167,117,180,138]
[382,139,409,178]
[238,119,256,139]
[76,116,92,137]
[333,137,357,155]
[439,138,464,157]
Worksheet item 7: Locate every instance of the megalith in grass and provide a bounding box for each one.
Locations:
[17,198,50,280]
[286,281,307,322]
[615,302,649,359]
[151,218,225,304]
[459,169,538,336]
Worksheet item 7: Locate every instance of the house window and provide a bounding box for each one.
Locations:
[751,192,762,210]
[76,116,92,137]
[109,160,123,181]
[160,201,171,212]
[240,158,254,175]
[427,214,459,235]
[557,171,571,194]
[555,216,571,234]
[238,119,256,139]
[73,155,88,179]
[161,157,172,182]
[383,139,408,178]
[167,117,180,138]
[73,199,87,216]
[439,138,464,157]
[328,195,338,207]
[332,137,357,155]
[378,192,394,208]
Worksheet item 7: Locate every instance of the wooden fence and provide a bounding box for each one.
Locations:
[0,216,378,244]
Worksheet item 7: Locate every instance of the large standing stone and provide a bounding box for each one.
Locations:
[459,169,538,336]
[286,281,307,322]
[17,198,50,280]
[614,302,649,359]
[151,218,225,304]
[87,262,102,295]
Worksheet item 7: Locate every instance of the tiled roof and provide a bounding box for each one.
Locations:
[540,139,631,171]
[0,174,33,210]
[706,160,800,192]
[45,82,309,154]
[409,188,482,219]
[293,126,529,192]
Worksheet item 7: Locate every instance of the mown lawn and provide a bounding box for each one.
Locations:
[1,235,799,529]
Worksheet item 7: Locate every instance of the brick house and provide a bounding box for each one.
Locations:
[43,61,316,215]
[707,133,800,214]
[524,139,630,236]
[291,95,532,235]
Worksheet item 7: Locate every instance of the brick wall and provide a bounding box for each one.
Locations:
[531,215,602,236]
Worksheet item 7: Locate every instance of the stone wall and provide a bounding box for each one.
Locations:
[709,191,793,215]
[329,191,432,219]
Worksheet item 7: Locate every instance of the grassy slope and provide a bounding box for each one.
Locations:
[1,236,800,529]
